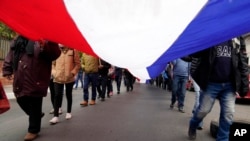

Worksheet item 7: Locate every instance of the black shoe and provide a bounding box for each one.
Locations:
[117,91,120,94]
[197,127,203,130]
[170,104,174,109]
[100,98,105,101]
[41,112,45,118]
[188,127,196,140]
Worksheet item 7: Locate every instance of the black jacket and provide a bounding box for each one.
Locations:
[191,40,249,97]
[98,59,111,76]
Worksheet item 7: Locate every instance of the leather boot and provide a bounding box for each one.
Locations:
[89,100,96,105]
[80,100,88,106]
[24,132,38,141]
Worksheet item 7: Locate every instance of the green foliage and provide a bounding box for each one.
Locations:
[0,22,16,39]
[78,52,83,58]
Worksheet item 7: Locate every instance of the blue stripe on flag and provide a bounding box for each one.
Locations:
[147,0,250,78]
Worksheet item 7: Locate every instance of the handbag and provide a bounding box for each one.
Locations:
[0,81,10,114]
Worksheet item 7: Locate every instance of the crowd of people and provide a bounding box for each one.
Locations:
[2,35,249,141]
[1,35,137,141]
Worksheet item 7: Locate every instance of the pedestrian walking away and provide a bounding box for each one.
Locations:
[114,66,123,94]
[124,69,135,92]
[96,59,111,101]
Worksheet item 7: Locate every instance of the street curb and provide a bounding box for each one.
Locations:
[3,85,15,99]
[3,85,51,100]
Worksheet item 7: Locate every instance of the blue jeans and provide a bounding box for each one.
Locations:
[189,82,236,141]
[75,72,83,88]
[171,75,188,109]
[83,73,98,101]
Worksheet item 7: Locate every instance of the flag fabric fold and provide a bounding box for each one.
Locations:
[1,0,250,80]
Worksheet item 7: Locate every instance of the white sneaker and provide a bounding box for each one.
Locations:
[49,109,54,114]
[65,113,72,120]
[49,117,59,124]
[59,108,63,114]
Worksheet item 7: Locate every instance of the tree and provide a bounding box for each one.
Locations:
[0,22,16,39]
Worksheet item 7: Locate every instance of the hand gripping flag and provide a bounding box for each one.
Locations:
[1,0,250,81]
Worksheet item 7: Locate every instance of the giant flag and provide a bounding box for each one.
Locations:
[1,0,250,80]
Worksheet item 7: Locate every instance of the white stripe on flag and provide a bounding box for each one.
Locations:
[64,0,207,78]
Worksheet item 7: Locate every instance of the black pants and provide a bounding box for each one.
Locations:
[54,82,74,117]
[97,75,108,99]
[107,77,113,94]
[49,79,56,109]
[167,78,172,91]
[115,75,122,92]
[16,96,43,134]
[125,76,134,91]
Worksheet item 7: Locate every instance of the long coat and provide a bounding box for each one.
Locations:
[2,39,61,98]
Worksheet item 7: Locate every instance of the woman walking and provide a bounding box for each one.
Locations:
[49,45,80,124]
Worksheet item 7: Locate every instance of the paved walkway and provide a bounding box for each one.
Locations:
[1,83,249,141]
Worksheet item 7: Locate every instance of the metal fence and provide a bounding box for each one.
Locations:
[0,37,10,60]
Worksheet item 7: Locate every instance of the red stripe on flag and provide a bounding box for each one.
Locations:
[0,0,96,56]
